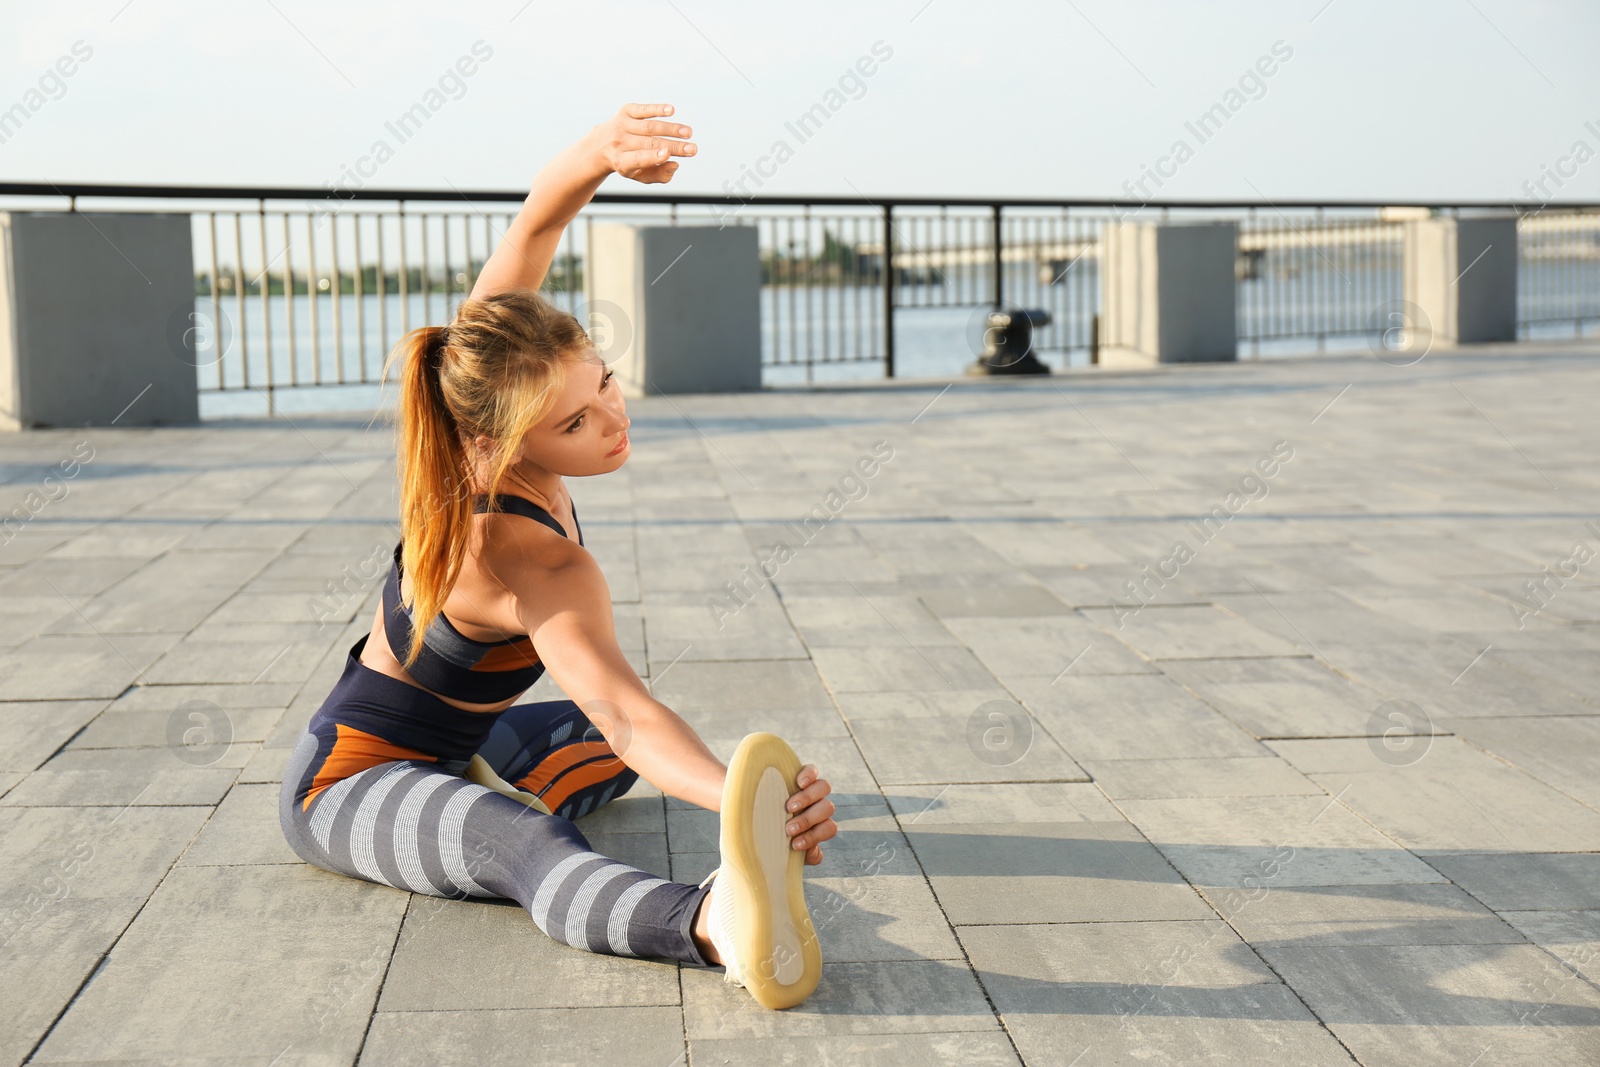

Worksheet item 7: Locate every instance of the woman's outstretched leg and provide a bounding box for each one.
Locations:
[278,725,711,965]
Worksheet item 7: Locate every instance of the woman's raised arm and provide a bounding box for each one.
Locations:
[468,102,697,301]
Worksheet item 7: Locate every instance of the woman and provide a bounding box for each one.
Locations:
[277,103,834,1011]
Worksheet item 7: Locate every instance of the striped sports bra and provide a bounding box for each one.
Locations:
[381,492,583,705]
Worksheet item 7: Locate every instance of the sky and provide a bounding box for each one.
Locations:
[2,0,1599,207]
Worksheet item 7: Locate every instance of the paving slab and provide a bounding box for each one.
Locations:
[1452,716,1600,809]
[1155,656,1390,738]
[360,1006,685,1066]
[1201,882,1527,948]
[377,893,681,1013]
[1498,910,1600,984]
[1080,604,1308,660]
[1270,738,1600,854]
[940,613,1151,678]
[846,710,1088,785]
[0,805,211,1067]
[28,848,408,1065]
[691,1031,1023,1066]
[808,644,1000,693]
[1420,853,1600,911]
[0,632,185,700]
[902,820,1214,924]
[886,781,1127,824]
[1260,942,1600,1066]
[959,921,1356,1065]
[0,698,109,772]
[1116,794,1445,887]
[1013,673,1267,760]
[683,959,1001,1039]
[1083,756,1325,799]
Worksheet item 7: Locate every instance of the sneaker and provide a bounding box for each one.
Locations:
[696,731,823,1009]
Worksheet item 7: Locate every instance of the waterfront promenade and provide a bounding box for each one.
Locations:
[2,341,1598,1065]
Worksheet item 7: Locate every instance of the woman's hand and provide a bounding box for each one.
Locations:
[589,102,697,184]
[784,764,838,865]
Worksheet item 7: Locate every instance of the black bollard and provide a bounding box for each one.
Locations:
[968,307,1052,376]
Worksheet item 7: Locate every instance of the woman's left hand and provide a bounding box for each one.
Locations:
[784,764,837,865]
[589,102,697,184]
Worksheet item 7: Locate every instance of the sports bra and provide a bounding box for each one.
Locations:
[381,491,583,705]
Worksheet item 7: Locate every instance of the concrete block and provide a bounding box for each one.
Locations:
[0,211,200,430]
[588,222,761,396]
[1404,215,1519,346]
[1100,220,1238,366]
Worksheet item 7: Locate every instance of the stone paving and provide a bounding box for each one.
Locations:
[3,340,1599,1065]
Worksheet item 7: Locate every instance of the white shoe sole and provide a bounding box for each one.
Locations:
[720,732,823,1009]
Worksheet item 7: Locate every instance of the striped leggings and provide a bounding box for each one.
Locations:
[278,636,712,966]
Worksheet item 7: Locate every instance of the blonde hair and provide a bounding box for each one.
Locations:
[380,289,591,672]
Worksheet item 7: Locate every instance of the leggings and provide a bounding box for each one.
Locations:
[278,635,712,966]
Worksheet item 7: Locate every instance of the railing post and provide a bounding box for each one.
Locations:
[883,203,895,378]
[991,202,1003,309]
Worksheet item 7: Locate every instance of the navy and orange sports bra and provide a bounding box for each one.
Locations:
[382,492,583,705]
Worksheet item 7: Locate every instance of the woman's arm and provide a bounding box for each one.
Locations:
[513,545,728,811]
[510,541,839,861]
[468,102,697,301]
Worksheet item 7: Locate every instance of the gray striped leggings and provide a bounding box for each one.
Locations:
[277,640,712,966]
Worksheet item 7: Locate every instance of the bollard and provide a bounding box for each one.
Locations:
[967,307,1052,376]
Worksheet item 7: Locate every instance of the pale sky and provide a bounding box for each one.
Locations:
[2,0,1598,206]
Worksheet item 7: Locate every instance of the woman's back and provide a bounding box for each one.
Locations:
[359,489,585,713]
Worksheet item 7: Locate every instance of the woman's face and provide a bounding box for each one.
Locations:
[516,348,631,477]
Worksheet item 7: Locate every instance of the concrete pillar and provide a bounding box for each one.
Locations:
[1403,215,1518,346]
[0,211,200,430]
[586,222,761,396]
[1099,220,1238,367]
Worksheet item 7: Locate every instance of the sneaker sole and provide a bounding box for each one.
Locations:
[720,731,823,1009]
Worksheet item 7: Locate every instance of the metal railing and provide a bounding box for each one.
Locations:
[0,182,1595,408]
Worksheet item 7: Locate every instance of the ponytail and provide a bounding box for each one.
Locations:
[385,323,473,672]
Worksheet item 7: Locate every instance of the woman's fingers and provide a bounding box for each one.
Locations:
[615,147,679,176]
[790,812,838,852]
[628,119,693,139]
[616,141,695,170]
[623,102,674,119]
[784,796,835,838]
[785,770,830,814]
